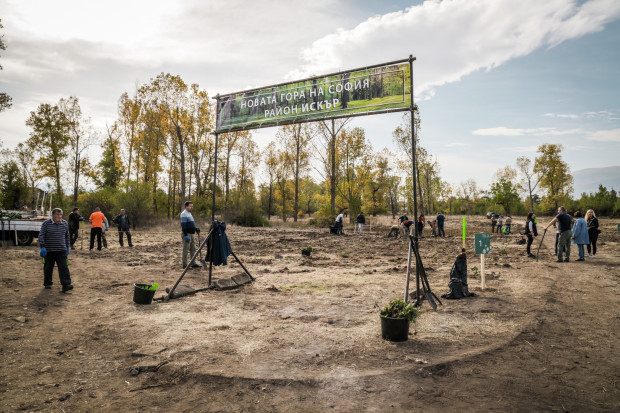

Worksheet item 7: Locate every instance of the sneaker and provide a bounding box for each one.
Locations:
[564,258,570,262]
[590,255,596,258]
[556,259,563,263]
[62,284,74,293]
[44,285,52,289]
[584,254,590,257]
[190,263,201,268]
[576,258,585,261]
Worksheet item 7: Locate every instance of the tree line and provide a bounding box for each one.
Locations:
[1,73,618,225]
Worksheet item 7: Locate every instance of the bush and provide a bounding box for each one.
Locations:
[380,299,419,322]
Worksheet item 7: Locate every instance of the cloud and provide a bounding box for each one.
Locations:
[542,113,580,119]
[472,127,587,136]
[445,142,468,147]
[586,128,620,142]
[542,110,619,121]
[288,0,620,99]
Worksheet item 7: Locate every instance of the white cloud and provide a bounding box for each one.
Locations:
[586,128,620,142]
[543,113,580,119]
[288,0,620,99]
[472,127,587,136]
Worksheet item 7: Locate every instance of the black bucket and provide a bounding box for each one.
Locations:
[380,316,410,341]
[133,283,156,305]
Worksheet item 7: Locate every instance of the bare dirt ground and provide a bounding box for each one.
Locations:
[1,215,619,412]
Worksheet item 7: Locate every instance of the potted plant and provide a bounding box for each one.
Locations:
[301,246,313,256]
[380,298,419,341]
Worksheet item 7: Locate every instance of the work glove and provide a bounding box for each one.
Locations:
[105,228,108,231]
[40,247,47,258]
[79,217,84,221]
[195,228,200,234]
[184,235,190,242]
[66,247,70,256]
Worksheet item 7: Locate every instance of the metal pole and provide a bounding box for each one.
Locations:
[210,97,220,286]
[408,55,421,305]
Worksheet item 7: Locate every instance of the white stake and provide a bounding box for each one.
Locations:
[481,253,486,290]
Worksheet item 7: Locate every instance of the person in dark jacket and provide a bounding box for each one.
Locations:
[356,212,366,235]
[67,207,84,249]
[436,212,446,237]
[417,215,425,237]
[112,209,133,247]
[545,206,572,262]
[38,208,73,292]
[524,212,537,258]
[586,209,599,257]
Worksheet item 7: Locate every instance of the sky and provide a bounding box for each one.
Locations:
[1,0,619,193]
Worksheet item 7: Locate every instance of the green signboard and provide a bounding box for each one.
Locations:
[215,58,413,132]
[475,233,491,255]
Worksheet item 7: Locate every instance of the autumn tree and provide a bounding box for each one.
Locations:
[276,123,313,221]
[337,127,373,219]
[262,142,279,220]
[534,144,573,212]
[516,155,544,212]
[490,166,522,215]
[315,118,351,214]
[117,92,142,189]
[25,103,71,207]
[59,96,95,203]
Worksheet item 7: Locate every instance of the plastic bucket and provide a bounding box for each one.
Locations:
[380,316,410,341]
[133,283,156,305]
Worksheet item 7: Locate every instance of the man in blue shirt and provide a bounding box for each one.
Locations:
[545,206,572,262]
[436,212,446,237]
[38,208,73,292]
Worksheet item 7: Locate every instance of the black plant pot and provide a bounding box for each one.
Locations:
[380,316,410,341]
[301,249,311,256]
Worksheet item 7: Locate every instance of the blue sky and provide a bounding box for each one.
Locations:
[1,0,619,192]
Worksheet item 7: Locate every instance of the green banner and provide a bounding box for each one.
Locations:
[215,59,412,132]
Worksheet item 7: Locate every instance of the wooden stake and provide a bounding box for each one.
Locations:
[481,253,486,290]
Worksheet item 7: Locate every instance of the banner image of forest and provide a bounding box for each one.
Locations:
[216,61,411,132]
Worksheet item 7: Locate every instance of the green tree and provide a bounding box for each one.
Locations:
[316,118,351,214]
[25,103,71,207]
[337,127,373,220]
[93,124,124,188]
[534,144,573,212]
[0,160,28,209]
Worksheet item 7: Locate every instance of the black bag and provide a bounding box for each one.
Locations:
[442,252,474,299]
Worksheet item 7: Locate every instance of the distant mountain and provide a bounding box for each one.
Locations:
[572,166,620,196]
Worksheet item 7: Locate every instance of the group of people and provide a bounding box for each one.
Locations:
[38,207,134,292]
[66,207,133,251]
[491,215,513,234]
[525,207,600,261]
[386,212,446,238]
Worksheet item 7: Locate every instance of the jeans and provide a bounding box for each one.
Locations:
[577,244,585,259]
[526,234,534,254]
[118,229,133,247]
[357,223,364,235]
[43,251,71,287]
[587,229,598,255]
[387,227,399,238]
[438,223,445,237]
[182,234,196,267]
[69,227,79,247]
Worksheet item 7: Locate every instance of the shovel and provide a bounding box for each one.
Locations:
[197,230,207,270]
[536,228,547,262]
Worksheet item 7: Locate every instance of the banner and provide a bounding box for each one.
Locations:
[215,59,412,132]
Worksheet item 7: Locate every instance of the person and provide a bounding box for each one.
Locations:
[89,207,105,251]
[417,214,425,237]
[67,207,84,249]
[436,212,445,237]
[356,212,366,235]
[429,219,438,237]
[101,214,109,248]
[38,208,73,292]
[524,212,537,258]
[586,209,599,257]
[113,209,133,247]
[386,223,400,238]
[545,206,573,263]
[401,219,414,236]
[180,201,200,268]
[571,211,589,261]
[491,214,498,233]
[503,216,512,234]
[335,211,344,235]
[497,215,503,234]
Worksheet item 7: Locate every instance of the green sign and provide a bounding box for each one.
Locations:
[617,223,620,232]
[475,233,491,255]
[215,58,412,132]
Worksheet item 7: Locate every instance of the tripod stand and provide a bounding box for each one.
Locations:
[405,235,442,310]
[161,221,254,302]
